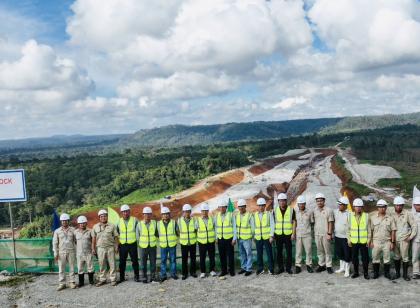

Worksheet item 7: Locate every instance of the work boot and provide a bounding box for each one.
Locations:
[134,275,140,282]
[413,274,420,280]
[344,262,350,278]
[143,275,149,283]
[363,265,370,280]
[238,269,246,275]
[56,284,66,291]
[316,265,326,273]
[394,259,401,279]
[351,266,359,279]
[363,272,370,280]
[403,262,410,281]
[78,274,85,287]
[245,271,252,276]
[327,267,334,274]
[69,282,77,289]
[373,263,380,279]
[95,280,106,287]
[384,264,393,280]
[295,266,301,274]
[88,272,95,285]
[335,260,345,273]
[118,273,125,283]
[306,266,314,273]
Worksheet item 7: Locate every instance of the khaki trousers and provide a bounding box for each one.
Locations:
[77,254,94,274]
[58,251,76,285]
[412,241,420,275]
[315,235,332,267]
[372,240,391,264]
[394,240,410,262]
[295,236,312,266]
[98,246,116,282]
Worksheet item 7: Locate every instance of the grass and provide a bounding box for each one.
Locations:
[376,162,420,197]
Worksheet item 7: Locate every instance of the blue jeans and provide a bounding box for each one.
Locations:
[160,247,177,277]
[238,239,253,271]
[256,239,274,272]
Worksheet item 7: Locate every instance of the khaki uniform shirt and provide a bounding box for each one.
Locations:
[75,228,93,256]
[392,209,416,241]
[414,212,420,243]
[370,212,396,241]
[296,208,314,238]
[92,223,118,248]
[313,206,334,236]
[53,226,76,256]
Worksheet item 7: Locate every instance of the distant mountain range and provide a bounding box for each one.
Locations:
[0,112,418,154]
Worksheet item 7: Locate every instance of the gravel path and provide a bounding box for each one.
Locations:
[2,271,419,307]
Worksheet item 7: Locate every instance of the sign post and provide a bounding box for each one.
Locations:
[0,169,27,273]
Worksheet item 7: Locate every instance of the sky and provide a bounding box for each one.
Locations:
[0,0,420,139]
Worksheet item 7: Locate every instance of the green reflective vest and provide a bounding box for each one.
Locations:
[158,220,178,248]
[216,212,233,240]
[138,220,157,248]
[179,218,197,245]
[349,212,368,244]
[197,217,215,244]
[275,206,293,235]
[254,212,271,240]
[236,212,252,240]
[119,217,137,244]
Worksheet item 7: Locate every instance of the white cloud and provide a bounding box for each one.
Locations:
[272,97,308,110]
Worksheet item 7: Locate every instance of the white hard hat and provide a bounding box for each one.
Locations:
[120,204,130,212]
[98,209,108,216]
[393,196,405,205]
[60,213,70,221]
[278,193,288,200]
[161,207,170,214]
[337,196,349,205]
[201,203,210,211]
[257,197,266,206]
[353,198,364,207]
[218,201,228,207]
[237,199,247,207]
[297,195,306,204]
[183,204,192,211]
[414,196,420,205]
[143,207,152,214]
[77,216,87,224]
[377,199,388,207]
[315,193,325,200]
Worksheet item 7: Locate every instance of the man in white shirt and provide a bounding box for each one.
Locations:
[334,196,351,277]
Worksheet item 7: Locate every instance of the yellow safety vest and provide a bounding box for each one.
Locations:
[118,217,137,244]
[275,206,293,235]
[179,218,197,245]
[138,220,157,248]
[216,212,233,240]
[236,212,252,240]
[254,212,271,240]
[349,212,368,244]
[197,217,215,244]
[158,220,178,248]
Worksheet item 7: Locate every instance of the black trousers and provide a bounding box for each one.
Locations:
[140,246,157,278]
[218,238,235,275]
[181,244,197,276]
[275,234,292,271]
[119,242,139,277]
[352,243,369,273]
[335,237,352,262]
[198,242,215,273]
[256,239,274,272]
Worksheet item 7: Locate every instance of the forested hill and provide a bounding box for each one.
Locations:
[120,117,342,147]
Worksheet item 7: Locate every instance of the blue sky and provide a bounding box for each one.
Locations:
[0,0,419,139]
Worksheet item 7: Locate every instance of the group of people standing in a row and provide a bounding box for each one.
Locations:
[52,192,420,290]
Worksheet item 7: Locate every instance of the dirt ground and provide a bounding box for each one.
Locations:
[1,271,419,308]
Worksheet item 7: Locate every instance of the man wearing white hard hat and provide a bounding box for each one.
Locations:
[215,199,237,277]
[138,206,158,283]
[53,213,77,290]
[178,204,198,280]
[117,204,140,283]
[313,193,334,274]
[274,193,296,274]
[158,207,179,282]
[236,199,254,276]
[369,199,396,280]
[392,196,416,281]
[254,197,275,275]
[412,196,420,279]
[347,198,370,279]
[92,209,119,286]
[295,195,314,274]
[196,203,217,278]
[334,196,351,277]
[75,215,94,286]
